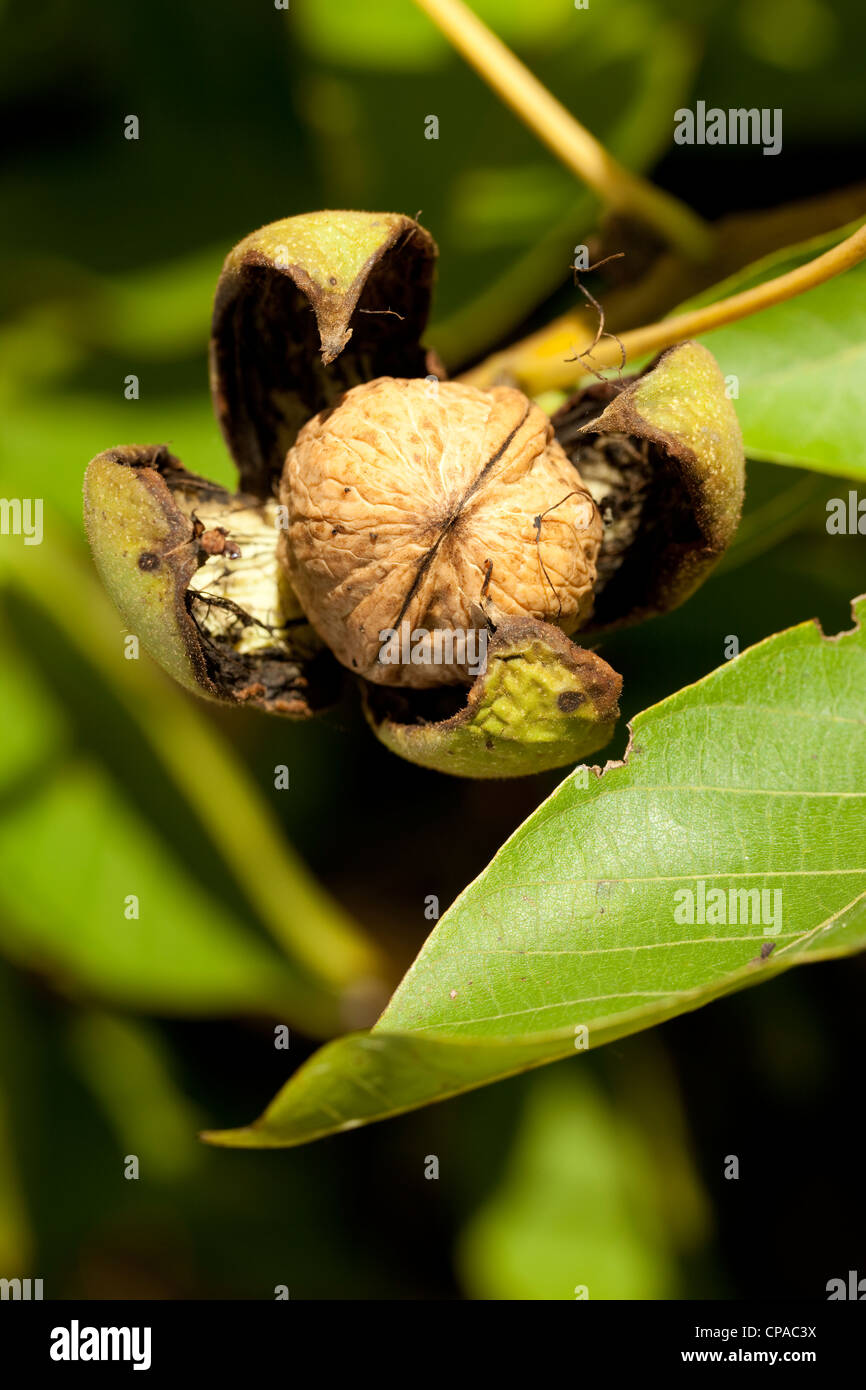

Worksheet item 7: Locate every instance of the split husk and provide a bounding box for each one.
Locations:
[84,212,745,778]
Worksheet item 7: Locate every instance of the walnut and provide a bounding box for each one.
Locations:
[85,211,744,778]
[279,376,602,687]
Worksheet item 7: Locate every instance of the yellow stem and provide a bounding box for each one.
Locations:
[413,0,714,262]
[464,219,866,393]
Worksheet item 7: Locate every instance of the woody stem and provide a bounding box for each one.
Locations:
[413,0,715,262]
[463,220,866,393]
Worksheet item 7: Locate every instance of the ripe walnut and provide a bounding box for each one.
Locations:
[85,212,744,776]
[279,376,602,687]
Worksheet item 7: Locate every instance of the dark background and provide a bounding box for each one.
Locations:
[0,0,864,1299]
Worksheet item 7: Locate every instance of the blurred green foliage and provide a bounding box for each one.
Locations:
[0,0,863,1300]
[459,1056,708,1300]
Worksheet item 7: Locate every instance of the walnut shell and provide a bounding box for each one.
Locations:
[279,376,602,687]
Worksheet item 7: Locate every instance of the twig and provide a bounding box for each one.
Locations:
[584,219,866,374]
[463,220,866,393]
[413,0,714,262]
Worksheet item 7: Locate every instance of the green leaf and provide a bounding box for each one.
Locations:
[205,595,866,1147]
[0,609,317,1023]
[681,222,866,479]
[295,0,577,70]
[457,1070,687,1300]
[0,757,300,1018]
[0,531,387,1035]
[68,1013,201,1182]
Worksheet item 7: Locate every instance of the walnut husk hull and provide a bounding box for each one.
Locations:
[364,615,622,779]
[83,211,746,779]
[83,445,338,717]
[553,341,745,632]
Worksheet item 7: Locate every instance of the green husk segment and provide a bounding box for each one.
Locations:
[83,445,335,716]
[620,341,745,555]
[555,341,745,632]
[83,446,217,699]
[364,617,621,779]
[210,210,438,497]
